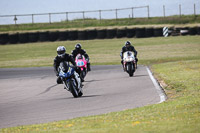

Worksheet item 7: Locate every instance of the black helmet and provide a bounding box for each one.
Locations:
[75,43,82,50]
[125,41,131,47]
[57,46,66,58]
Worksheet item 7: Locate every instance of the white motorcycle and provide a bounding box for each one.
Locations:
[123,51,136,77]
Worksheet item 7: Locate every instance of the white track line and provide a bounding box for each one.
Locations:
[146,67,167,103]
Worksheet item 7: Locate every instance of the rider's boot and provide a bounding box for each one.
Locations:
[81,76,85,82]
[135,57,138,69]
[121,60,125,72]
[57,77,62,84]
[87,63,91,71]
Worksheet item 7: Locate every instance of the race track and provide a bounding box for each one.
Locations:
[0,65,165,128]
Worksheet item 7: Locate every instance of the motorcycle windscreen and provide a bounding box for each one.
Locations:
[123,51,135,62]
[59,61,69,72]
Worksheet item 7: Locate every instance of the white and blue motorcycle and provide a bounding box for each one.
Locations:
[59,62,83,98]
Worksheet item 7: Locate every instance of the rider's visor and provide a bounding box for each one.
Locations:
[57,50,65,55]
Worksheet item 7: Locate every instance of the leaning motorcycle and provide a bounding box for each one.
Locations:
[123,51,136,77]
[75,54,88,82]
[59,61,83,98]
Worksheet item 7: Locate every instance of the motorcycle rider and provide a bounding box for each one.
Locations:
[71,43,91,71]
[53,46,79,84]
[120,41,138,69]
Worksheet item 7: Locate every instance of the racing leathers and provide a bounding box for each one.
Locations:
[71,49,91,71]
[120,45,138,67]
[53,54,77,84]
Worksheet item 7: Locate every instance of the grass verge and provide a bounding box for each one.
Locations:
[0,15,200,33]
[0,36,200,68]
[0,36,200,132]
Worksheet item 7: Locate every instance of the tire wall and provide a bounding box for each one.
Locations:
[145,28,154,37]
[106,29,117,39]
[188,27,197,35]
[9,33,19,44]
[29,32,39,42]
[1,26,199,45]
[78,30,87,40]
[49,31,59,41]
[39,31,49,42]
[180,27,189,36]
[116,28,126,38]
[19,33,29,43]
[154,28,163,37]
[126,28,135,38]
[197,27,200,35]
[97,29,107,39]
[135,28,145,38]
[68,30,78,40]
[87,29,97,40]
[59,31,68,41]
[0,33,9,44]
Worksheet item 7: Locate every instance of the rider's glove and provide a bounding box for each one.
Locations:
[56,72,59,77]
[73,65,79,71]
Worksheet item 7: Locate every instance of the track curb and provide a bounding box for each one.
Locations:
[146,67,167,103]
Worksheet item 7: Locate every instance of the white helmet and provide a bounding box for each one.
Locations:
[57,46,66,58]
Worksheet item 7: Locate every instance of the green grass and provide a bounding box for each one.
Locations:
[0,36,200,68]
[0,36,200,132]
[0,15,200,32]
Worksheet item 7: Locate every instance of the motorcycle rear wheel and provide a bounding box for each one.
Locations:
[127,63,134,77]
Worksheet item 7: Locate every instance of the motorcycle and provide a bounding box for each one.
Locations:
[59,61,83,98]
[123,51,136,77]
[75,54,88,82]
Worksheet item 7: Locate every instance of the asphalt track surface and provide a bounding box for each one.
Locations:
[0,65,163,128]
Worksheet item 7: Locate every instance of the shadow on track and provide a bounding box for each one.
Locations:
[80,95,101,98]
[84,79,103,83]
[133,74,148,78]
[48,95,101,101]
[38,84,58,95]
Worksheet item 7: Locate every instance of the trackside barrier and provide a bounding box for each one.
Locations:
[163,27,169,37]
[29,32,39,42]
[78,30,88,40]
[39,31,49,42]
[135,28,146,38]
[145,27,154,37]
[9,33,19,44]
[19,33,29,43]
[0,33,9,44]
[97,29,107,39]
[198,27,200,35]
[49,31,59,41]
[106,29,117,39]
[68,30,78,40]
[87,29,97,40]
[59,31,68,41]
[116,28,126,38]
[154,28,163,37]
[0,27,199,44]
[126,28,135,38]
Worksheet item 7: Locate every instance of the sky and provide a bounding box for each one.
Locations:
[0,0,199,24]
[0,0,199,15]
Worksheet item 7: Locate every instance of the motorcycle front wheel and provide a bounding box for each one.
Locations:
[69,79,79,98]
[80,70,86,82]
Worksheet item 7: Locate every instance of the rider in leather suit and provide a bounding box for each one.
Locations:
[120,41,138,68]
[71,43,91,71]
